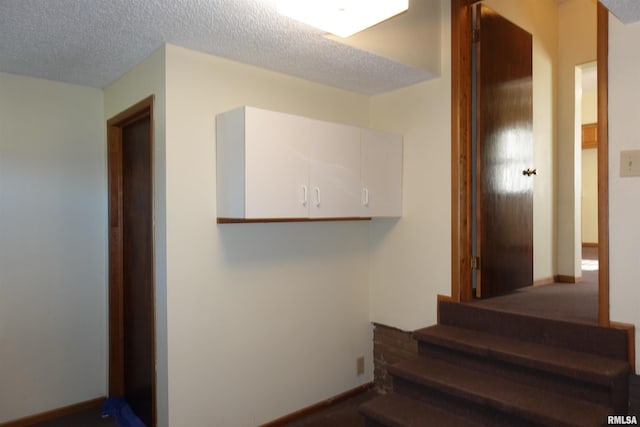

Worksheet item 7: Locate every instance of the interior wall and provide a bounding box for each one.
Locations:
[581,88,598,244]
[557,0,597,277]
[326,0,442,76]
[582,89,598,124]
[367,0,562,330]
[481,0,559,283]
[0,73,106,422]
[368,2,451,331]
[608,13,640,371]
[103,47,169,427]
[163,44,373,427]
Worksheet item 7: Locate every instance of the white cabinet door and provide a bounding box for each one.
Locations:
[361,129,403,217]
[244,107,310,219]
[308,119,361,218]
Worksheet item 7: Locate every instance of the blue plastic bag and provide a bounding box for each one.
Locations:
[101,397,147,427]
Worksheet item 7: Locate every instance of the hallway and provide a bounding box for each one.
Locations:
[469,247,599,324]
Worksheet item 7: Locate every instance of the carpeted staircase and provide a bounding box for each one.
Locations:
[360,301,631,426]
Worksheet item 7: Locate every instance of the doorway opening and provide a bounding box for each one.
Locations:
[450,0,610,327]
[107,96,156,426]
[578,61,599,259]
[578,60,600,316]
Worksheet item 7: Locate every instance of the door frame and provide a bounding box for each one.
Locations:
[450,0,610,327]
[107,95,157,423]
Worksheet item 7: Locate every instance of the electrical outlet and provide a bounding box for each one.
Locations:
[356,356,365,375]
[620,150,640,177]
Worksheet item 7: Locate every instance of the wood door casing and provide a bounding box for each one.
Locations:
[475,4,534,297]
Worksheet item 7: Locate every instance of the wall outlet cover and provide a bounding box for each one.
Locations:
[356,356,365,375]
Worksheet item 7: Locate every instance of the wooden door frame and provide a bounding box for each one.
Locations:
[107,95,157,424]
[450,0,611,327]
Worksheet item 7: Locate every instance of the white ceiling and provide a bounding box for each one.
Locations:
[600,0,640,24]
[0,0,434,95]
[2,1,638,96]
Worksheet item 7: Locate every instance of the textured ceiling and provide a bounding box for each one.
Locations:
[600,0,640,24]
[0,0,435,95]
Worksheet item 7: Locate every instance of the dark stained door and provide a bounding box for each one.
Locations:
[475,4,534,298]
[122,116,154,426]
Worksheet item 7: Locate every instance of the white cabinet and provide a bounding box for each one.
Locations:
[243,107,310,219]
[217,107,310,219]
[216,106,402,222]
[308,119,361,218]
[360,129,403,217]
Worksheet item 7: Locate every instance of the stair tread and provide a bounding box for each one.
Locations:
[359,393,483,427]
[437,301,628,360]
[390,357,612,426]
[414,324,629,384]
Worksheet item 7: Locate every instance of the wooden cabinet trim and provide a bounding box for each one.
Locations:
[217,217,372,224]
[582,122,598,149]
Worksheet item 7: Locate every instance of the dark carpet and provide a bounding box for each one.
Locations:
[279,390,379,427]
[470,247,599,324]
[29,393,379,427]
[29,405,117,427]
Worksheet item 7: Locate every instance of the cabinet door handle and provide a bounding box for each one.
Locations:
[362,188,369,206]
[314,187,321,207]
[301,185,308,206]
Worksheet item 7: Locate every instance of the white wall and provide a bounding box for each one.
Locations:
[581,148,598,243]
[0,73,106,422]
[608,14,640,370]
[557,0,597,277]
[368,0,563,329]
[581,88,598,244]
[4,3,637,426]
[103,47,169,427]
[582,89,598,124]
[329,0,442,76]
[163,44,373,426]
[368,3,451,330]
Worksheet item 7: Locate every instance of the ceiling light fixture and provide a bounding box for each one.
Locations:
[277,0,409,38]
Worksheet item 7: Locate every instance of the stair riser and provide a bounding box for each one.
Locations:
[361,301,632,427]
[392,376,542,427]
[439,302,628,360]
[417,342,619,409]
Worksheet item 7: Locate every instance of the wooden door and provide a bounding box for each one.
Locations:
[475,4,534,297]
[121,116,154,426]
[108,96,155,427]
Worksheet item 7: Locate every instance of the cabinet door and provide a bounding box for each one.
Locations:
[244,107,310,219]
[308,119,361,218]
[361,129,403,217]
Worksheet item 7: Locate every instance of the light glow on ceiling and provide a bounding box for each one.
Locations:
[277,0,409,38]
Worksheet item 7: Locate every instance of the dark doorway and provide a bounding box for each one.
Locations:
[107,96,156,427]
[473,4,534,298]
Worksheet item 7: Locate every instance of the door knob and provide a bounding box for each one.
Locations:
[522,168,537,177]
